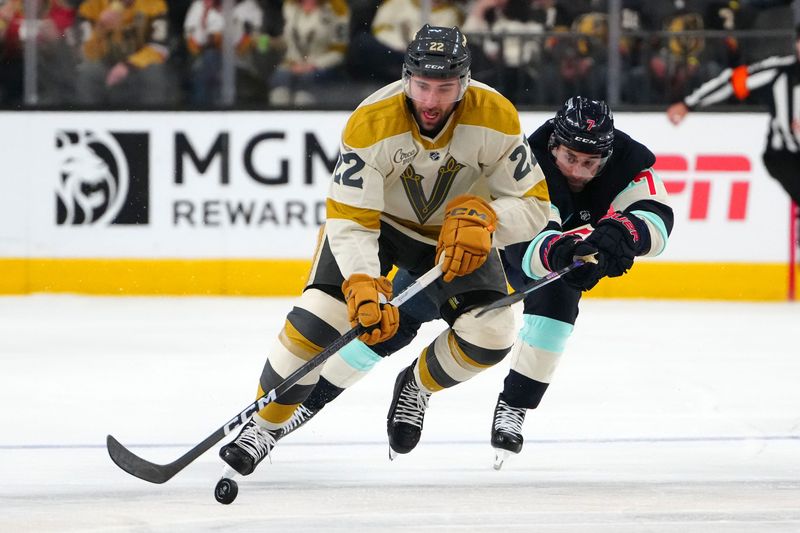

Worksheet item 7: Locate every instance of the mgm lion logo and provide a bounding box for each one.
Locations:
[55,130,149,225]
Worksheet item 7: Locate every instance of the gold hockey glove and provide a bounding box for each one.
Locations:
[342,274,399,345]
[436,195,497,283]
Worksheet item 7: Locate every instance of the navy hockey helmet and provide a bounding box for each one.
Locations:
[551,96,615,157]
[403,25,471,102]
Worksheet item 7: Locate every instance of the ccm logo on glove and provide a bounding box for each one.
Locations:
[437,195,498,283]
[445,206,493,221]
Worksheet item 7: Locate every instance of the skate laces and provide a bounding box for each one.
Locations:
[282,404,316,433]
[393,378,430,428]
[235,420,277,462]
[494,399,526,435]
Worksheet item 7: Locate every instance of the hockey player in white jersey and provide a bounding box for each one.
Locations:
[218,25,554,475]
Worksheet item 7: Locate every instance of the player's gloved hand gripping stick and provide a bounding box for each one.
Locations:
[107,263,444,484]
[475,254,598,318]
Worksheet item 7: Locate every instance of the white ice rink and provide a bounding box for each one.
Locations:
[1,295,799,532]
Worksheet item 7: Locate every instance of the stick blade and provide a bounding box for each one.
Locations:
[106,435,176,484]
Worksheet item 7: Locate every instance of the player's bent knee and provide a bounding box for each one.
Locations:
[453,305,516,361]
[293,288,351,335]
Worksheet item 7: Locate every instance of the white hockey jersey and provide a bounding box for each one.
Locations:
[326,80,552,279]
[281,0,349,69]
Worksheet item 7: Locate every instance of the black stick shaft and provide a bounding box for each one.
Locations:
[475,259,587,318]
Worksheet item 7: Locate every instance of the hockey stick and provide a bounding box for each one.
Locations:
[475,254,598,318]
[107,263,444,484]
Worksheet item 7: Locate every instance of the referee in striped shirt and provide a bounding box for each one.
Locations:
[667,27,800,211]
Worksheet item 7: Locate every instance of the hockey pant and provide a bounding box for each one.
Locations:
[253,224,514,428]
[326,265,583,409]
[318,263,516,396]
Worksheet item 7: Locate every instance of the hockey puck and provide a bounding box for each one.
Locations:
[214,477,238,504]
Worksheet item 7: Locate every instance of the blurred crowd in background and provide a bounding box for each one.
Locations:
[0,0,797,110]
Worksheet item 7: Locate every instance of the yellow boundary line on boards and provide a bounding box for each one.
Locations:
[0,259,794,301]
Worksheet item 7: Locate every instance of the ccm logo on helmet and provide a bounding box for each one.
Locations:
[574,136,597,144]
[424,64,445,69]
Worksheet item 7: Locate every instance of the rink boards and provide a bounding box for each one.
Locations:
[0,111,793,300]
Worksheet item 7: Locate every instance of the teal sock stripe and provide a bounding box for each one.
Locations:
[519,314,574,353]
[338,339,382,371]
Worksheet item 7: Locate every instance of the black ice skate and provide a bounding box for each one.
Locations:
[491,394,527,470]
[387,364,431,458]
[277,404,318,441]
[219,419,279,476]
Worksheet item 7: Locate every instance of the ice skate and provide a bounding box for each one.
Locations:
[387,363,431,458]
[491,394,526,470]
[219,419,279,476]
[277,404,319,441]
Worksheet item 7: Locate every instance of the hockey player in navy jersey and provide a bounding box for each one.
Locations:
[488,96,673,467]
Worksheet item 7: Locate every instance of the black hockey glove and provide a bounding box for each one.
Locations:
[542,233,604,291]
[585,212,643,277]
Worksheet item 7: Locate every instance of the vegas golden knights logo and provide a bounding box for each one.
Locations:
[400,156,465,224]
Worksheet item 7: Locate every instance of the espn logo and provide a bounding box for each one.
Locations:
[655,154,750,221]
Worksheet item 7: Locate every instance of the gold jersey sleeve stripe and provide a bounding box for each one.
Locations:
[326,198,381,229]
[524,178,551,202]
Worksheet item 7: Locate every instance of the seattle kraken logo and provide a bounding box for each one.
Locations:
[55,130,149,225]
[400,156,465,224]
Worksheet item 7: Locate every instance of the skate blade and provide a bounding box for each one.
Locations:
[389,447,399,461]
[221,464,239,479]
[493,449,511,471]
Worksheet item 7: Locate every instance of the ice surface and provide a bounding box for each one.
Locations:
[1,296,798,532]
